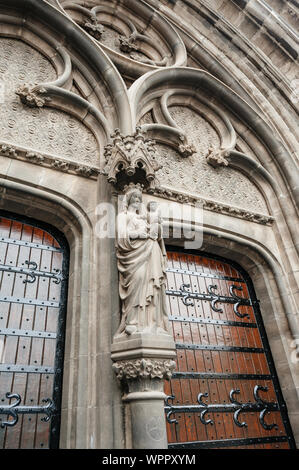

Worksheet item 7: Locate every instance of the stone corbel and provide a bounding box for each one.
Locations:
[15,85,51,108]
[15,45,72,109]
[206,147,230,168]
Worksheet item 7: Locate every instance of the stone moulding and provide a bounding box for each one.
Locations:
[0,142,99,179]
[149,186,274,226]
[112,358,176,381]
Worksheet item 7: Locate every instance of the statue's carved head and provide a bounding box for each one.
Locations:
[123,182,143,211]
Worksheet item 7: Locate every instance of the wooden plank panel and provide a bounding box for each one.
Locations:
[0,217,66,449]
[164,251,293,449]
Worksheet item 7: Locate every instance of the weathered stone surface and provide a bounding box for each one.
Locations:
[0,38,99,166]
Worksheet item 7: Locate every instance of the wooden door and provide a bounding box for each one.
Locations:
[0,213,68,449]
[164,249,296,449]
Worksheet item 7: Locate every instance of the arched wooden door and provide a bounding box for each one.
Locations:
[0,213,68,449]
[164,249,296,449]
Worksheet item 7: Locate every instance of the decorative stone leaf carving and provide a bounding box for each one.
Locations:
[61,0,186,79]
[112,358,176,381]
[15,84,51,108]
[83,19,105,40]
[206,147,229,168]
[118,35,139,53]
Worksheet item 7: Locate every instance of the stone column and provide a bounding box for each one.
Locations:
[111,333,176,449]
[104,127,177,448]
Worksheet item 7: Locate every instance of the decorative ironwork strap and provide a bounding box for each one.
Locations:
[168,314,257,328]
[0,364,55,374]
[172,372,272,380]
[0,236,62,252]
[166,283,251,318]
[166,267,245,283]
[0,328,56,339]
[176,343,264,353]
[0,392,55,428]
[0,296,60,308]
[0,261,63,284]
[165,385,279,431]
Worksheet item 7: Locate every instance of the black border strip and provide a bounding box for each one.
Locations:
[0,210,69,450]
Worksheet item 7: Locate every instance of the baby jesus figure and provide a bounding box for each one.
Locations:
[147,201,162,241]
[146,201,167,269]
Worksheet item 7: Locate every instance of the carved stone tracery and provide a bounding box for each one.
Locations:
[0,38,99,167]
[61,0,186,78]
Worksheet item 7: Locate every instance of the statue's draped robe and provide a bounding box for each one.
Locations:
[116,211,170,335]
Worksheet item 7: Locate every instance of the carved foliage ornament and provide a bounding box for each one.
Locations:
[103,127,161,189]
[206,147,230,168]
[112,358,176,381]
[83,16,105,40]
[15,84,51,108]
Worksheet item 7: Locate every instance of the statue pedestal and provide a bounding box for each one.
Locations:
[111,333,176,449]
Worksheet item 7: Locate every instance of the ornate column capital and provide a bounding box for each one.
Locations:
[112,358,176,381]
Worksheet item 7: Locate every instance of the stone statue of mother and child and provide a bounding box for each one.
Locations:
[115,183,171,337]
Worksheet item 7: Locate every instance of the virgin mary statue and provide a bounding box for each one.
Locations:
[115,183,171,337]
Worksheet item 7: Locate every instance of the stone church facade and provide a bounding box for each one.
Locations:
[0,0,298,449]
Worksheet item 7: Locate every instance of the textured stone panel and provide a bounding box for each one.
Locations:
[0,38,99,166]
[99,25,123,53]
[139,111,155,125]
[155,106,268,213]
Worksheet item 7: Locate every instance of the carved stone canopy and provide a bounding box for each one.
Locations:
[103,127,162,190]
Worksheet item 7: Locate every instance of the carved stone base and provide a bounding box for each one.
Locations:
[111,333,176,449]
[111,332,176,361]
